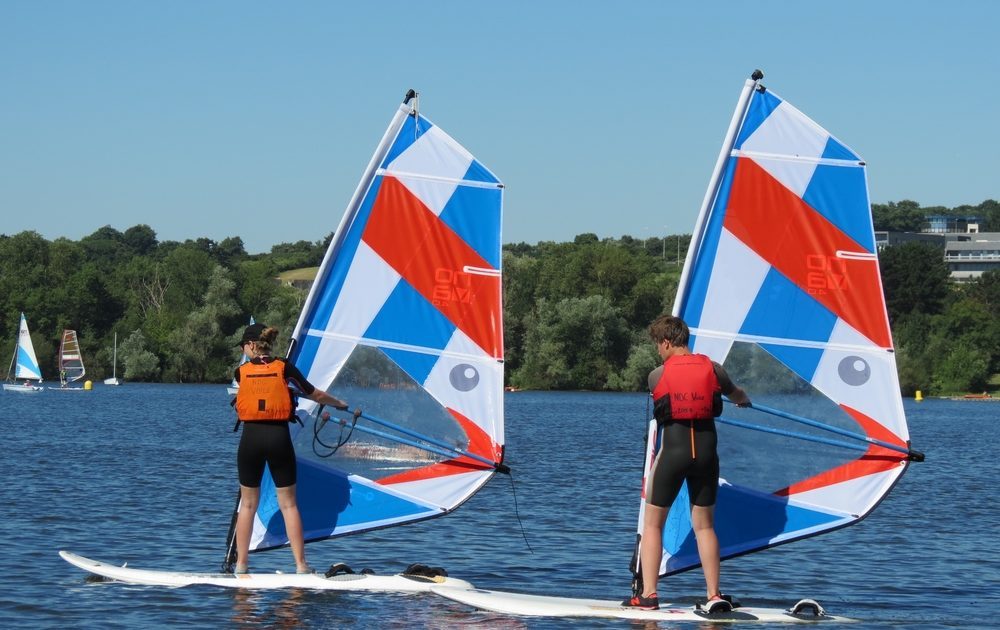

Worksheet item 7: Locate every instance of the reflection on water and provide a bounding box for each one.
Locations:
[231,588,307,627]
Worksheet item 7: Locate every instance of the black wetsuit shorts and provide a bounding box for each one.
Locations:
[237,420,297,488]
[646,419,719,508]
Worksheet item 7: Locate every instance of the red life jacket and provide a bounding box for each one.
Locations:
[235,359,294,421]
[651,353,722,421]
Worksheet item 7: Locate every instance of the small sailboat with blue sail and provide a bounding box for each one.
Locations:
[61,89,508,591]
[3,313,44,393]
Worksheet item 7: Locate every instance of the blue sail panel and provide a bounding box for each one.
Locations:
[252,460,440,550]
[663,484,847,572]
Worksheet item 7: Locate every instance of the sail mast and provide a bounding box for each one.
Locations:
[673,70,763,315]
[287,90,418,358]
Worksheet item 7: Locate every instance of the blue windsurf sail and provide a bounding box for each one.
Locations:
[636,71,921,577]
[231,91,505,558]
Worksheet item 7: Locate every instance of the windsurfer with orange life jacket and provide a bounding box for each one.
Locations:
[623,315,750,612]
[232,323,348,575]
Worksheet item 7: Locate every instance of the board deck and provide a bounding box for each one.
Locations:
[60,551,473,592]
[431,586,851,623]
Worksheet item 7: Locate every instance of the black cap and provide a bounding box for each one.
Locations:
[238,323,266,346]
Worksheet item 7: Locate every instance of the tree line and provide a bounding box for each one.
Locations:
[2,198,998,395]
[0,226,329,384]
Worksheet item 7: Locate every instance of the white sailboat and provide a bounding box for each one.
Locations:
[3,313,44,393]
[49,329,88,391]
[104,332,121,386]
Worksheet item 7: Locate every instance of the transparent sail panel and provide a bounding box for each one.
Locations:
[295,345,467,481]
[718,341,859,494]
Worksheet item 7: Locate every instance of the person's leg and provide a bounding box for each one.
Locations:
[235,485,260,572]
[691,504,720,598]
[639,504,668,597]
[275,484,309,572]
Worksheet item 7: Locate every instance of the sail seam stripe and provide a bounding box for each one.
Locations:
[690,327,891,353]
[376,168,502,189]
[304,328,496,363]
[731,149,863,167]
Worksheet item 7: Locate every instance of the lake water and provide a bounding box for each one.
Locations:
[0,386,997,628]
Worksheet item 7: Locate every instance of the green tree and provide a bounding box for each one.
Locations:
[122,224,159,256]
[512,295,630,390]
[607,334,660,391]
[165,266,241,382]
[892,312,936,395]
[974,199,1000,231]
[871,200,926,231]
[932,341,990,393]
[251,284,308,357]
[120,329,160,381]
[501,251,541,378]
[235,258,281,317]
[878,241,950,322]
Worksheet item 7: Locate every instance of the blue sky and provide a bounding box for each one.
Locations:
[2,1,997,253]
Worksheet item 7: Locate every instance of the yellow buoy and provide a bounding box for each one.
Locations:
[84,380,93,390]
[915,389,923,402]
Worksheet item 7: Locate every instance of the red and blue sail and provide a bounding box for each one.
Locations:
[244,93,504,552]
[643,75,915,574]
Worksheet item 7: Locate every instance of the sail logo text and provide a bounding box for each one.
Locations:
[432,268,473,305]
[805,254,849,295]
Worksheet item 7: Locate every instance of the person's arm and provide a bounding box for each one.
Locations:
[713,363,751,407]
[304,388,348,410]
[284,362,348,410]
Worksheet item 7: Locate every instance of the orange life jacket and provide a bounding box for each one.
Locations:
[651,353,722,421]
[235,359,294,421]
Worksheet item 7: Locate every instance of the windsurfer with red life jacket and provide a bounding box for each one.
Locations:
[624,315,750,612]
[232,323,348,575]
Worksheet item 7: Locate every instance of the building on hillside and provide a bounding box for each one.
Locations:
[875,229,1000,281]
[943,232,1000,281]
[923,215,985,234]
[874,231,944,252]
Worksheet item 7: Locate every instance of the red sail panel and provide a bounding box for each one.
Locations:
[723,158,891,348]
[363,176,502,358]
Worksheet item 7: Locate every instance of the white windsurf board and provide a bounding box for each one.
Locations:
[60,550,473,592]
[432,586,851,623]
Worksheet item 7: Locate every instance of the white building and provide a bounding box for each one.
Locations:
[944,232,1000,281]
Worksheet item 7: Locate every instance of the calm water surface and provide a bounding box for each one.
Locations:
[0,386,997,628]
